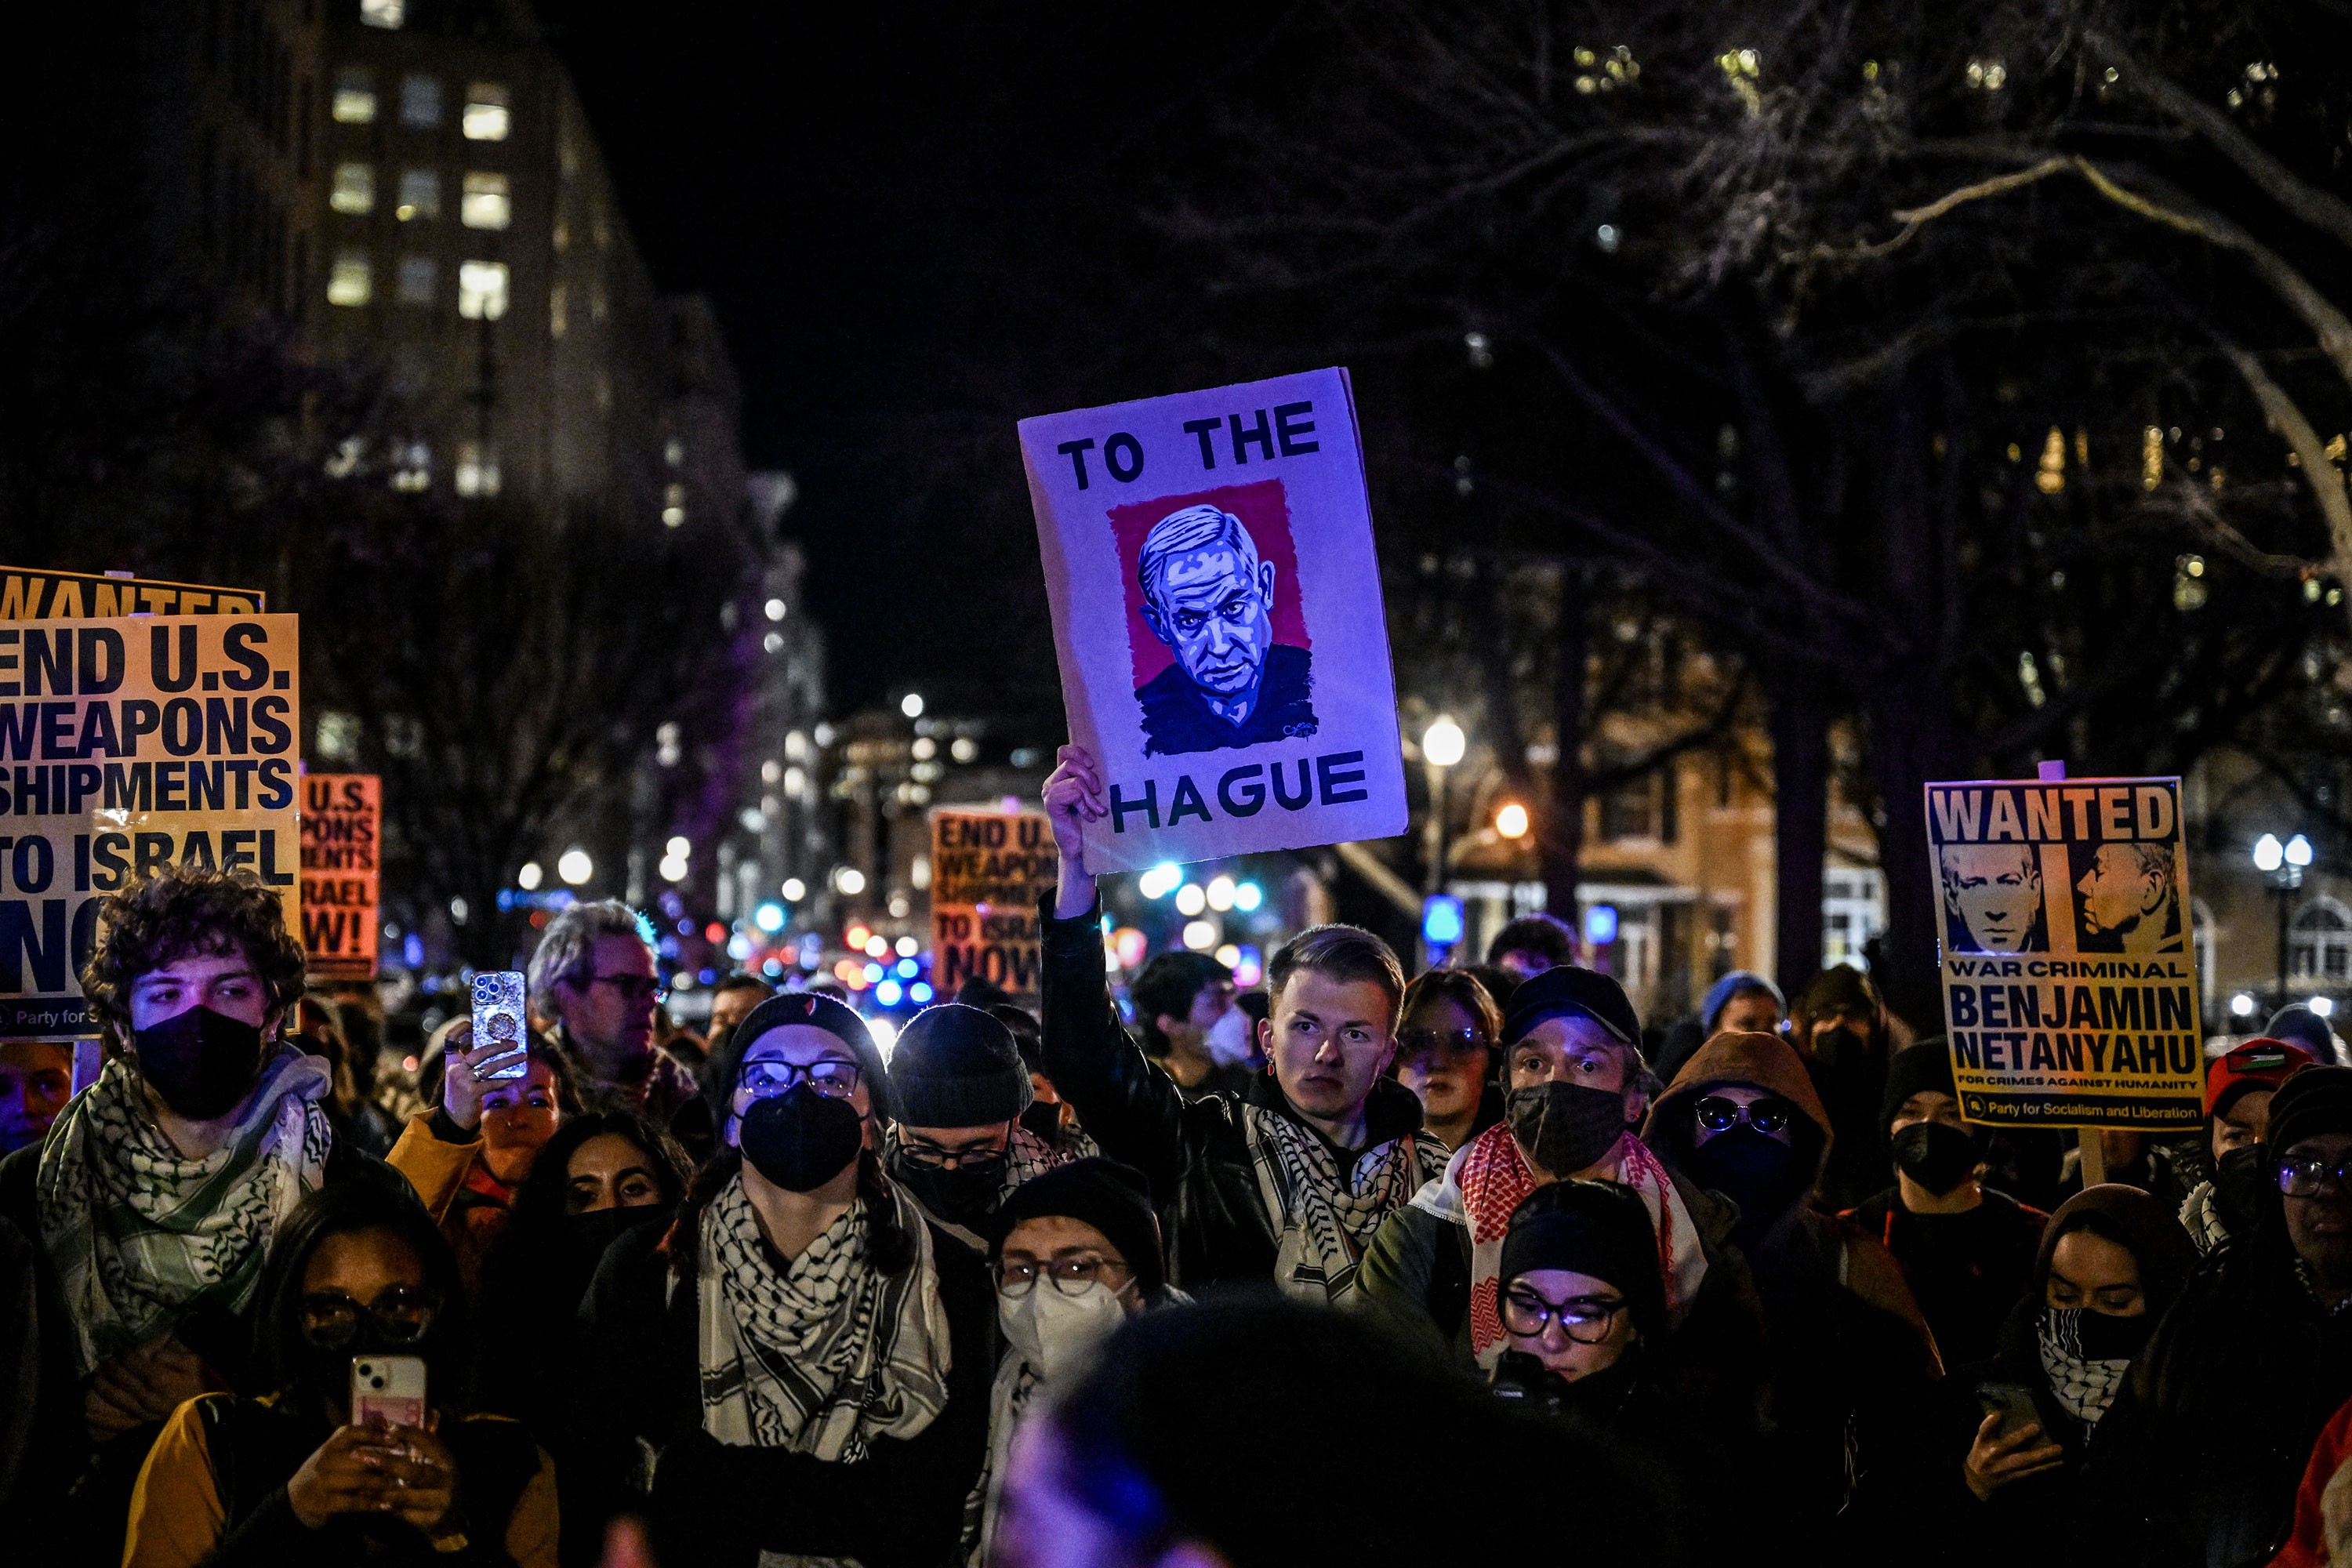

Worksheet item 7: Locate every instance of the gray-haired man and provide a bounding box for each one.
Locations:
[1133,502,1316,756]
[528,898,696,1121]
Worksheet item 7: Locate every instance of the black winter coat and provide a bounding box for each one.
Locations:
[2082,1236,2352,1568]
[572,1210,996,1568]
[1038,895,1428,1291]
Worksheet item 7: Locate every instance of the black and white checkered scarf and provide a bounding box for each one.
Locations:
[696,1172,951,1461]
[1243,1103,1443,1303]
[2036,1308,2130,1428]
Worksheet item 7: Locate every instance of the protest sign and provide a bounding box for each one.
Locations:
[0,615,300,1036]
[301,773,380,982]
[1021,368,1408,873]
[930,806,1059,1004]
[1925,774,2203,1130]
[0,567,265,619]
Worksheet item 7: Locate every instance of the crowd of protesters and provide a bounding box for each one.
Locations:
[2,739,2350,1565]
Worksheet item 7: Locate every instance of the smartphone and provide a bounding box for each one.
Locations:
[351,1354,427,1430]
[470,971,528,1080]
[1975,1379,2042,1436]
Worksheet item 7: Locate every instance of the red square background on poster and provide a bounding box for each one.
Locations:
[1105,478,1311,692]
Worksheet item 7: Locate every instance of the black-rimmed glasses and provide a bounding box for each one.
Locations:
[1693,1095,1793,1136]
[1498,1286,1625,1344]
[739,1058,862,1100]
[997,1254,1131,1298]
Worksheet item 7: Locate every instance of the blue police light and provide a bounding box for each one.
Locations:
[876,979,904,1007]
[753,902,786,933]
[863,961,884,983]
[895,957,918,980]
[1421,894,1465,947]
[1584,904,1619,946]
[1232,880,1264,913]
[909,982,935,1004]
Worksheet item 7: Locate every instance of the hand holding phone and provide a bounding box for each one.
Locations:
[1965,1381,2064,1501]
[470,972,528,1082]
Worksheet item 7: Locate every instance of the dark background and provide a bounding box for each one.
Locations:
[542,5,1281,724]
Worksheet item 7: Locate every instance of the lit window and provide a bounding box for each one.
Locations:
[329,162,374,215]
[332,68,376,122]
[460,172,510,230]
[456,441,501,497]
[400,75,441,129]
[662,481,686,528]
[457,260,508,320]
[463,84,510,141]
[327,252,371,307]
[361,0,405,27]
[664,438,684,466]
[396,256,435,304]
[396,168,439,221]
[549,283,567,338]
[390,441,430,492]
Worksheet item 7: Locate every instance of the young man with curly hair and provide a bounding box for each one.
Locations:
[0,866,397,1561]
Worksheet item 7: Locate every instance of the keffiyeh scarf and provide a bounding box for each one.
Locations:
[1243,1103,1443,1303]
[2036,1308,2131,1427]
[1001,1122,1091,1196]
[698,1173,952,1461]
[1423,1122,1707,1370]
[2178,1179,2231,1256]
[38,1046,332,1376]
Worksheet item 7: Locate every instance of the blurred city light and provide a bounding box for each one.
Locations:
[557,848,593,886]
[1496,802,1530,840]
[517,861,543,890]
[902,693,925,718]
[1175,884,1207,917]
[833,866,866,895]
[1422,716,1466,768]
[1207,875,1236,911]
[1138,862,1183,899]
[1232,881,1264,913]
[1181,920,1218,951]
[753,902,786,933]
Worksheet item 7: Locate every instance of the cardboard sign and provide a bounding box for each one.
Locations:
[1021,368,1408,873]
[0,616,301,1037]
[930,808,1059,1004]
[0,567,265,619]
[1925,775,2202,1129]
[301,774,380,981]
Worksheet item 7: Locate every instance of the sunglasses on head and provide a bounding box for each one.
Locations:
[1693,1095,1793,1136]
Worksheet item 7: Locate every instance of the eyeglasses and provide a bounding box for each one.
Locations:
[998,1254,1131,1298]
[591,973,667,1004]
[300,1285,441,1348]
[896,1135,1010,1171]
[739,1058,862,1100]
[1498,1286,1625,1344]
[1396,1026,1490,1061]
[2279,1156,2352,1197]
[1693,1095,1794,1136]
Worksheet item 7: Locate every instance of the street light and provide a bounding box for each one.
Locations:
[1420,716,1465,966]
[1495,802,1530,840]
[556,848,593,886]
[2256,832,2314,1009]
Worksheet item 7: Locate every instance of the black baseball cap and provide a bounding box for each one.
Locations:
[1501,965,1640,1048]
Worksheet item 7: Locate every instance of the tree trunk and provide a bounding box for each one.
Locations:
[1864,675,1978,1032]
[1769,673,1830,997]
[1544,577,1586,919]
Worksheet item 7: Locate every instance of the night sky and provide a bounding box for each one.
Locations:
[542,5,1281,728]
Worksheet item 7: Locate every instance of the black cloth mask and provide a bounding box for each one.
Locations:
[2214,1144,2269,1231]
[1686,1126,1807,1243]
[737,1087,864,1192]
[891,1152,1008,1228]
[1812,1025,1870,1068]
[1505,1083,1630,1178]
[1892,1122,1983,1196]
[566,1204,668,1275]
[134,1004,266,1120]
[2045,1305,2154,1361]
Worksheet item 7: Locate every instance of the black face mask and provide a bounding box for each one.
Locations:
[890,1152,1008,1227]
[737,1087,864,1192]
[2215,1144,2269,1229]
[1812,1025,1870,1068]
[1892,1122,1983,1196]
[134,1005,267,1120]
[565,1203,669,1274]
[1686,1126,1808,1240]
[2044,1305,2154,1362]
[1018,1101,1064,1144]
[1505,1083,1629,1178]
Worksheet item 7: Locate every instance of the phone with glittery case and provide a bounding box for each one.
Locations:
[470,971,528,1080]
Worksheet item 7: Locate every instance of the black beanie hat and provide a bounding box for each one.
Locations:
[994,1157,1165,1298]
[2266,1064,2352,1161]
[1498,1180,1668,1347]
[1501,965,1640,1048]
[887,1003,1033,1129]
[706,989,892,1126]
[1879,1040,1960,1136]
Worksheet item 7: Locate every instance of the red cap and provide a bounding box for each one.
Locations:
[2205,1037,2320,1117]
